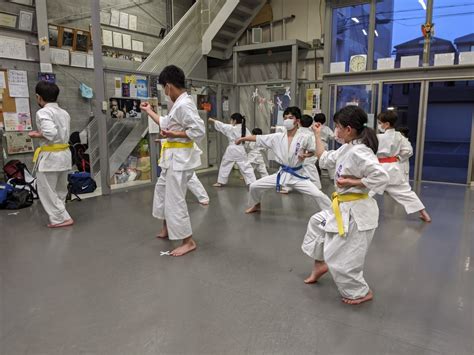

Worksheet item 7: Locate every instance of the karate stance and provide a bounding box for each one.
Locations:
[377,111,431,222]
[247,128,269,178]
[236,107,331,214]
[29,81,74,228]
[141,65,205,257]
[301,106,389,305]
[209,114,256,187]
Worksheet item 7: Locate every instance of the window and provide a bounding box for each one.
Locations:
[374,0,427,69]
[432,0,474,65]
[331,3,371,72]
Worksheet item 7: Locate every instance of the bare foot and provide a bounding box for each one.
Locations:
[419,210,432,223]
[213,183,223,187]
[304,261,329,284]
[156,225,168,239]
[47,219,74,228]
[341,290,374,305]
[245,203,261,214]
[199,200,210,206]
[170,238,197,257]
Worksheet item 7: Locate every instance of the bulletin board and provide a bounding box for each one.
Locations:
[0,68,34,155]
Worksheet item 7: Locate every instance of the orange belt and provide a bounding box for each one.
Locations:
[379,156,398,163]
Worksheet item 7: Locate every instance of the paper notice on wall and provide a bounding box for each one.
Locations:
[377,57,395,70]
[87,54,94,68]
[114,77,122,96]
[0,71,5,89]
[15,98,30,115]
[367,113,375,129]
[330,62,346,73]
[5,131,35,154]
[40,62,53,73]
[128,15,137,31]
[129,84,137,98]
[400,55,419,68]
[7,70,29,97]
[3,111,32,131]
[110,9,120,27]
[119,12,129,29]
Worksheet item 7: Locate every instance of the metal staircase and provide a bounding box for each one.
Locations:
[88,0,267,182]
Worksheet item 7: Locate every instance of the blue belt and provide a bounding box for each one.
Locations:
[276,165,309,192]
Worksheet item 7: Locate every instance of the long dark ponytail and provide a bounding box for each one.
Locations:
[231,112,246,138]
[334,106,378,154]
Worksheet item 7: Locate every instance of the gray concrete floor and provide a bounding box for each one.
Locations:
[1,173,473,355]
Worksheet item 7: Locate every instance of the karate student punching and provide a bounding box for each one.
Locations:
[29,81,74,228]
[377,111,431,222]
[301,106,389,305]
[209,113,256,187]
[141,65,205,257]
[236,106,331,214]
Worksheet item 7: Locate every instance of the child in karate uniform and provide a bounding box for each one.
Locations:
[314,113,335,179]
[396,126,411,181]
[247,128,269,178]
[141,65,205,257]
[236,107,331,214]
[301,106,389,305]
[209,114,256,187]
[29,81,74,228]
[377,111,431,222]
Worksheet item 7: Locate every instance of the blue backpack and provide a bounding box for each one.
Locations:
[67,172,97,201]
[0,183,14,208]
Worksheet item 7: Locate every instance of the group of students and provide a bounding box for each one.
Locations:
[29,65,431,305]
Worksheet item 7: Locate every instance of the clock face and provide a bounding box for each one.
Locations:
[350,55,367,72]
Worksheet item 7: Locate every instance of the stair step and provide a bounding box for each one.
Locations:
[212,41,229,50]
[235,4,254,16]
[227,16,246,28]
[216,30,236,39]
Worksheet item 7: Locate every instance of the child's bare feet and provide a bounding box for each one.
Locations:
[47,219,74,228]
[213,183,223,187]
[304,261,328,284]
[157,223,168,238]
[341,290,373,305]
[245,203,261,214]
[419,209,431,222]
[170,238,197,257]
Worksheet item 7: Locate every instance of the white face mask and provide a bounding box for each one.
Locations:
[334,127,345,144]
[283,118,295,131]
[377,123,385,133]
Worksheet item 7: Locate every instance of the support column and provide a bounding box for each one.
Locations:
[35,0,51,65]
[422,0,434,66]
[233,51,240,112]
[367,0,376,70]
[90,0,111,195]
[290,44,298,106]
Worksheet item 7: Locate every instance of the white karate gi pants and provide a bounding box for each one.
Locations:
[248,173,331,210]
[302,210,374,299]
[217,156,256,185]
[36,171,71,224]
[153,167,194,240]
[251,161,269,178]
[384,183,425,214]
[187,173,209,203]
[302,161,322,189]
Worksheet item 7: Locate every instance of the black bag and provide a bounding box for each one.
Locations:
[3,160,38,199]
[67,172,97,201]
[2,187,34,210]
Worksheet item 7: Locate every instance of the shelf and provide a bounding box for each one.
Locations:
[0,25,37,35]
[102,45,149,56]
[100,23,162,40]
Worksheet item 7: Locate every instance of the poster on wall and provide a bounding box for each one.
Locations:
[38,72,56,83]
[136,76,148,98]
[109,98,141,120]
[305,88,321,114]
[5,131,35,154]
[3,111,32,131]
[7,70,29,97]
[272,93,290,126]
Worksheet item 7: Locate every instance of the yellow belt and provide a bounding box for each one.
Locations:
[332,192,369,236]
[33,143,70,163]
[160,140,194,156]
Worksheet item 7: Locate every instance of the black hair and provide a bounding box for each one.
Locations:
[334,106,378,154]
[35,81,59,102]
[283,106,301,120]
[231,112,246,138]
[158,65,185,89]
[300,114,313,128]
[313,113,326,124]
[397,126,410,138]
[252,128,263,135]
[377,111,398,127]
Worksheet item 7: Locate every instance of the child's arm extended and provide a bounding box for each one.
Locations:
[235,135,256,145]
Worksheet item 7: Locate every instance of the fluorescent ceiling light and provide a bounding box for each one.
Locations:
[387,106,395,110]
[362,29,367,36]
[351,17,360,23]
[418,0,427,10]
[375,30,379,37]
